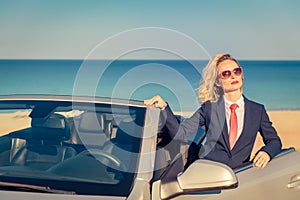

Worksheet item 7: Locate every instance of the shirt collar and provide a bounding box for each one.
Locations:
[223,95,244,109]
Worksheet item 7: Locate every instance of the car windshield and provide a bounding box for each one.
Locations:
[0,98,145,196]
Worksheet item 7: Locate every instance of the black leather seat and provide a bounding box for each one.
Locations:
[11,114,77,170]
[74,112,109,147]
[102,120,140,169]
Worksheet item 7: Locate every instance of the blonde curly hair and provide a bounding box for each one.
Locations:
[198,54,240,103]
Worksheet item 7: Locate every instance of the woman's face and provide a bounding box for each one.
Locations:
[217,59,243,94]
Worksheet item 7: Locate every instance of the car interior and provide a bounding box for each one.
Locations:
[0,101,144,191]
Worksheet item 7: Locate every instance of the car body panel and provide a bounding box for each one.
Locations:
[154,150,300,200]
[0,190,125,200]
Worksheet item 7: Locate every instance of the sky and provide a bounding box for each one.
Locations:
[0,0,300,60]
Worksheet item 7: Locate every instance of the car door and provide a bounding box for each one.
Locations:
[219,150,300,200]
[172,150,300,200]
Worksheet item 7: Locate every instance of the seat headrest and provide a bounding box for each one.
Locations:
[32,114,66,129]
[30,114,70,141]
[78,112,104,133]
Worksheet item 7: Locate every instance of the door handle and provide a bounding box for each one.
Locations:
[287,175,300,189]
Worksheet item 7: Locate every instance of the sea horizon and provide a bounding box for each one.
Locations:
[1,59,299,112]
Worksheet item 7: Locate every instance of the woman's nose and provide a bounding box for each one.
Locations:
[231,72,236,79]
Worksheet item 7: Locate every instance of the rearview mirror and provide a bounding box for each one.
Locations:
[160,159,238,199]
[177,159,238,191]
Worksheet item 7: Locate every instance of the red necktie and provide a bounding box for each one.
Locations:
[229,104,239,150]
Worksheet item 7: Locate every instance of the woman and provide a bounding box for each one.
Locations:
[144,54,282,168]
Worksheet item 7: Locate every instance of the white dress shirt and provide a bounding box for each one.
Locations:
[224,95,245,142]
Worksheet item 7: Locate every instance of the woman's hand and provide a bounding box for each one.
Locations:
[144,95,167,109]
[253,151,270,168]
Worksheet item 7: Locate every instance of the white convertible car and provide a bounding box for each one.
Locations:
[0,95,299,200]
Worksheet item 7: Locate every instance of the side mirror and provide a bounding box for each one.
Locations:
[177,159,238,191]
[160,159,238,199]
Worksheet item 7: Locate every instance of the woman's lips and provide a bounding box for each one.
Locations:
[231,81,239,85]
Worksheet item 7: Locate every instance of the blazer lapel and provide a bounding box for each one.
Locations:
[214,98,231,150]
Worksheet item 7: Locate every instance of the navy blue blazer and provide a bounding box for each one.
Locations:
[162,96,282,168]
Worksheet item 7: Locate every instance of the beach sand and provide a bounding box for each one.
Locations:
[253,110,300,155]
[0,111,31,135]
[0,110,300,156]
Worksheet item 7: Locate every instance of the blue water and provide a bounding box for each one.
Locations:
[0,59,299,111]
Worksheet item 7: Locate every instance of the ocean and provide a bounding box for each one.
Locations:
[0,59,299,112]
